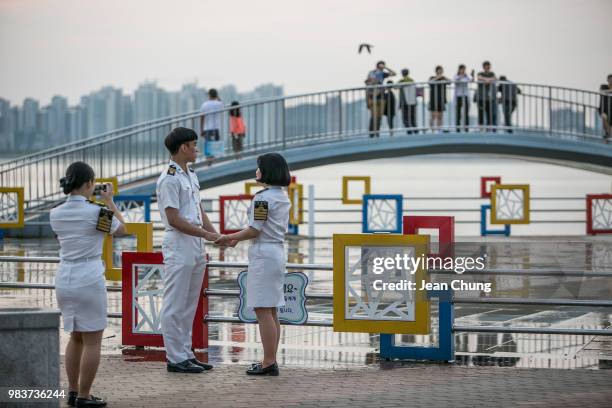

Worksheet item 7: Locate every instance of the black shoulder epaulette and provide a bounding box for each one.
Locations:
[51,201,65,209]
[87,199,106,208]
[254,188,268,195]
[188,166,195,173]
[167,165,176,176]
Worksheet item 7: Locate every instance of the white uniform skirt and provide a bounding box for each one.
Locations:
[55,260,107,332]
[246,242,286,309]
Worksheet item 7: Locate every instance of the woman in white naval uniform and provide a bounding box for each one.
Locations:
[50,162,127,408]
[216,153,291,376]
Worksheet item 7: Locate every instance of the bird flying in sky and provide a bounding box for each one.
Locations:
[358,43,373,54]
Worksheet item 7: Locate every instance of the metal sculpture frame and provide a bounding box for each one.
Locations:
[362,194,403,233]
[219,194,253,234]
[480,176,501,198]
[586,194,612,235]
[480,204,511,236]
[0,187,24,228]
[121,251,207,348]
[490,184,530,224]
[380,289,454,361]
[403,215,454,258]
[332,233,430,334]
[342,176,371,205]
[103,222,153,281]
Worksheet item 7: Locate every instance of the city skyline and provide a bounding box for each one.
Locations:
[0,81,283,153]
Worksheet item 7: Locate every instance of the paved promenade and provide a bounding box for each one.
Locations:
[58,355,612,408]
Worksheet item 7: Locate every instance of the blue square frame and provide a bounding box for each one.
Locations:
[362,194,403,233]
[380,290,454,361]
[114,195,152,222]
[480,204,510,236]
[288,223,299,235]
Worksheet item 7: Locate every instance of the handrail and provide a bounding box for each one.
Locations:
[2,82,610,211]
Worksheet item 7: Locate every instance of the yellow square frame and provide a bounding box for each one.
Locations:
[0,187,24,228]
[288,183,304,224]
[490,184,530,224]
[342,176,371,204]
[102,222,153,281]
[333,233,430,334]
[244,182,261,195]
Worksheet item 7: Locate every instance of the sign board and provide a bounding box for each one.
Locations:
[237,271,308,325]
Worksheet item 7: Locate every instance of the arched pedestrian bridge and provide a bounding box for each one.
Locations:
[1,82,611,214]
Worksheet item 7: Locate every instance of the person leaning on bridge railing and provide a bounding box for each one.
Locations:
[50,161,128,408]
[398,68,418,134]
[476,61,498,131]
[384,80,397,135]
[365,60,396,138]
[498,76,522,133]
[428,65,450,131]
[453,64,474,132]
[599,74,612,142]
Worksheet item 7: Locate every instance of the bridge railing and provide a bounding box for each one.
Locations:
[0,82,609,210]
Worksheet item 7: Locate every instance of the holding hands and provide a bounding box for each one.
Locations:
[200,230,237,247]
[214,234,238,247]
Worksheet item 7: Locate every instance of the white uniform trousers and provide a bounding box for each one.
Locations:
[160,230,206,364]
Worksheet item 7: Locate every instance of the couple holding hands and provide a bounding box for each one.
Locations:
[51,127,288,407]
[157,127,290,377]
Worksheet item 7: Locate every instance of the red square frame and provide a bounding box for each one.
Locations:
[121,251,208,349]
[481,177,501,198]
[403,216,455,258]
[219,194,253,234]
[586,194,612,235]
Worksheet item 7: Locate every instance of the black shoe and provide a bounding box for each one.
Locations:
[189,358,213,370]
[246,362,279,376]
[67,391,77,406]
[76,395,107,407]
[167,359,204,373]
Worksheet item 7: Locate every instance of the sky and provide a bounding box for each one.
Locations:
[1,0,611,106]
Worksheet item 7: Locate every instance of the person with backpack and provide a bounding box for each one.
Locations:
[498,75,522,133]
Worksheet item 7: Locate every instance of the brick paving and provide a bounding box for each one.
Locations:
[57,356,612,408]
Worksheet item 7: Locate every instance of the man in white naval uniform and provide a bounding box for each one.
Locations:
[156,127,228,373]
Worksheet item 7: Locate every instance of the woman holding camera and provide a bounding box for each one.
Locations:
[50,162,127,407]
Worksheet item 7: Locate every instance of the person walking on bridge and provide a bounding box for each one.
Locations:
[199,89,224,164]
[476,61,498,131]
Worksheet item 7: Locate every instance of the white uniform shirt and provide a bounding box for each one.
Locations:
[248,186,291,243]
[454,74,472,98]
[156,160,203,230]
[199,100,224,131]
[50,195,121,287]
